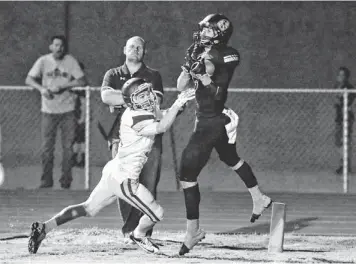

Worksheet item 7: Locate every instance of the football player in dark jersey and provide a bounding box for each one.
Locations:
[176,14,272,255]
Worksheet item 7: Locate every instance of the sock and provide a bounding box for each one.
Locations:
[186,219,200,233]
[133,215,156,238]
[44,218,57,233]
[183,184,200,220]
[233,161,258,188]
[45,204,87,233]
[248,185,263,201]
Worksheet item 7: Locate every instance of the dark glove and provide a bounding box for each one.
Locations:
[190,60,206,75]
[181,32,204,73]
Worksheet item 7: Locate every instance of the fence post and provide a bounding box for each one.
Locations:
[343,90,349,193]
[84,86,91,190]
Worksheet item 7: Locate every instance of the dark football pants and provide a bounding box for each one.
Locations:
[180,114,240,182]
[113,135,162,236]
[41,111,76,185]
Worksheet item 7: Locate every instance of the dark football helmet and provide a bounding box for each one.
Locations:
[122,77,157,112]
[197,14,233,46]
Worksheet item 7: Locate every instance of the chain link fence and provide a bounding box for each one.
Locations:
[0,87,354,193]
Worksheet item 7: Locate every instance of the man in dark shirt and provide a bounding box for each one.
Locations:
[101,36,164,242]
[334,67,355,174]
[176,14,272,255]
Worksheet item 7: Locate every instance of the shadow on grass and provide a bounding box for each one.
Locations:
[217,217,319,235]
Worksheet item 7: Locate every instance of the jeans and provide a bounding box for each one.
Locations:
[40,111,76,185]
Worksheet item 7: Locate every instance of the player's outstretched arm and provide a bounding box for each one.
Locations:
[101,86,125,107]
[138,89,195,136]
[177,71,193,92]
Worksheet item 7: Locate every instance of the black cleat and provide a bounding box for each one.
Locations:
[178,228,206,256]
[250,197,273,223]
[179,243,190,256]
[28,222,46,254]
[60,183,71,189]
[250,213,260,223]
[39,181,53,188]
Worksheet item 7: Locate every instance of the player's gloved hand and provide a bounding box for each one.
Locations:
[190,60,214,86]
[190,71,212,86]
[174,88,195,108]
[181,32,204,74]
[190,60,206,75]
[181,43,196,73]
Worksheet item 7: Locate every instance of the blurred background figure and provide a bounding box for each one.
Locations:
[100,36,164,242]
[334,67,355,174]
[25,35,87,189]
[72,62,86,168]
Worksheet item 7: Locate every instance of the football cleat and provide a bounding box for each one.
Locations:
[250,194,272,223]
[28,222,46,254]
[129,233,160,254]
[179,228,206,256]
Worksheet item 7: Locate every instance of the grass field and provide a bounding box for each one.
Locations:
[1,190,356,263]
[1,228,356,264]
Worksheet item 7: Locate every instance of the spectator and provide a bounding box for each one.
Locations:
[25,35,87,189]
[72,62,86,168]
[334,67,355,174]
[101,36,164,242]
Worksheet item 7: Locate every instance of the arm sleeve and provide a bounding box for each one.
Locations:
[27,57,43,78]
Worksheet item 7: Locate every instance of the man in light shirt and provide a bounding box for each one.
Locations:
[25,35,87,189]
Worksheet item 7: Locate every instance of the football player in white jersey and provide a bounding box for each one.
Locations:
[28,78,195,255]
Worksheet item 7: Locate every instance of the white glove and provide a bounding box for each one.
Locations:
[174,88,196,108]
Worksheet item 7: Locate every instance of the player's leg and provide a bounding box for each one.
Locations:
[348,117,353,171]
[114,179,163,253]
[215,123,272,223]
[121,135,163,238]
[59,111,76,188]
[40,113,59,188]
[110,141,134,243]
[28,160,117,254]
[335,119,343,174]
[179,120,218,255]
[76,123,86,167]
[111,139,135,241]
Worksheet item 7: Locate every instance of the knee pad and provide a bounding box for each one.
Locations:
[179,173,199,183]
[219,144,241,167]
[180,147,199,169]
[179,149,205,182]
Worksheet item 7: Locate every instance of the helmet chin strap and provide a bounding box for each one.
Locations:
[199,29,220,47]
